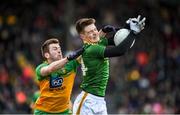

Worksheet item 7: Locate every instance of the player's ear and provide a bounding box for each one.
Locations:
[44,52,50,59]
[80,34,85,40]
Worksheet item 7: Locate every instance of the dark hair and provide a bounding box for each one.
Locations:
[41,38,59,59]
[75,18,96,34]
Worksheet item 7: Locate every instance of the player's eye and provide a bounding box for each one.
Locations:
[52,47,61,51]
[52,47,58,50]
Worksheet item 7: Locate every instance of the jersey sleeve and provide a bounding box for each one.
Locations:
[35,63,48,81]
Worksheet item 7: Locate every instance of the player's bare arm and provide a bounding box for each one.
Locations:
[40,57,68,76]
[40,45,84,76]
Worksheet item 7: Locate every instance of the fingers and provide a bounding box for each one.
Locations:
[137,15,141,21]
[125,15,146,34]
[139,17,146,25]
[139,17,146,30]
[141,26,145,31]
[126,18,131,24]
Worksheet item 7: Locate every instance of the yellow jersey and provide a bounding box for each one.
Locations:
[34,60,80,113]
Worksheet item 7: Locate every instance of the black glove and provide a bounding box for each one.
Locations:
[67,47,84,61]
[102,25,116,33]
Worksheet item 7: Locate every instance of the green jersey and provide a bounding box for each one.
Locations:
[80,37,109,97]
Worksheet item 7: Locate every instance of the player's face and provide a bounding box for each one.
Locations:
[48,43,62,61]
[82,24,100,43]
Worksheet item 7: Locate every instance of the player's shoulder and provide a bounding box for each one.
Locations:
[36,62,48,71]
[84,43,101,49]
[99,37,108,45]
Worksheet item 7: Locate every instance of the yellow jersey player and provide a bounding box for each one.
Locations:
[73,16,145,114]
[34,38,84,114]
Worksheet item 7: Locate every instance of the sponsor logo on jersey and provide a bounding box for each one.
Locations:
[49,74,63,88]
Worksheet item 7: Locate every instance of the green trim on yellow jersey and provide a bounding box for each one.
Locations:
[35,59,80,113]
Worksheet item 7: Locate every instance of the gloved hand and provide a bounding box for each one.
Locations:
[126,15,146,34]
[67,47,84,61]
[102,25,116,33]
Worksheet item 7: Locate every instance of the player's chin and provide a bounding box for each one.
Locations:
[91,37,99,43]
[56,56,62,60]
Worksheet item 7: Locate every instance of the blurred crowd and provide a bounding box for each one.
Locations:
[0,0,180,114]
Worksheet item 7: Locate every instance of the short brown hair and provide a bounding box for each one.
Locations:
[75,18,96,34]
[41,38,59,59]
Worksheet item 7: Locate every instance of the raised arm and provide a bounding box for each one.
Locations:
[40,47,84,76]
[40,58,68,76]
[103,15,146,57]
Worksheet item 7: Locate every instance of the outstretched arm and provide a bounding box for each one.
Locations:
[40,58,68,76]
[101,15,146,46]
[104,31,136,57]
[103,15,146,58]
[40,47,84,76]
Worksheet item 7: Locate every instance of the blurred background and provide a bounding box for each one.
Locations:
[0,0,180,114]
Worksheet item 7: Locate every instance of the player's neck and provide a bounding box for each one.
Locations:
[83,40,98,45]
[46,59,54,64]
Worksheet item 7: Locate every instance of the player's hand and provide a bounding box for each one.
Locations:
[67,47,84,61]
[126,15,146,34]
[102,25,116,33]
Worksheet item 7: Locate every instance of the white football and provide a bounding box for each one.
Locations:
[114,29,130,46]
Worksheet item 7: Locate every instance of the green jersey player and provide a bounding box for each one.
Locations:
[73,17,146,115]
[80,37,109,97]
